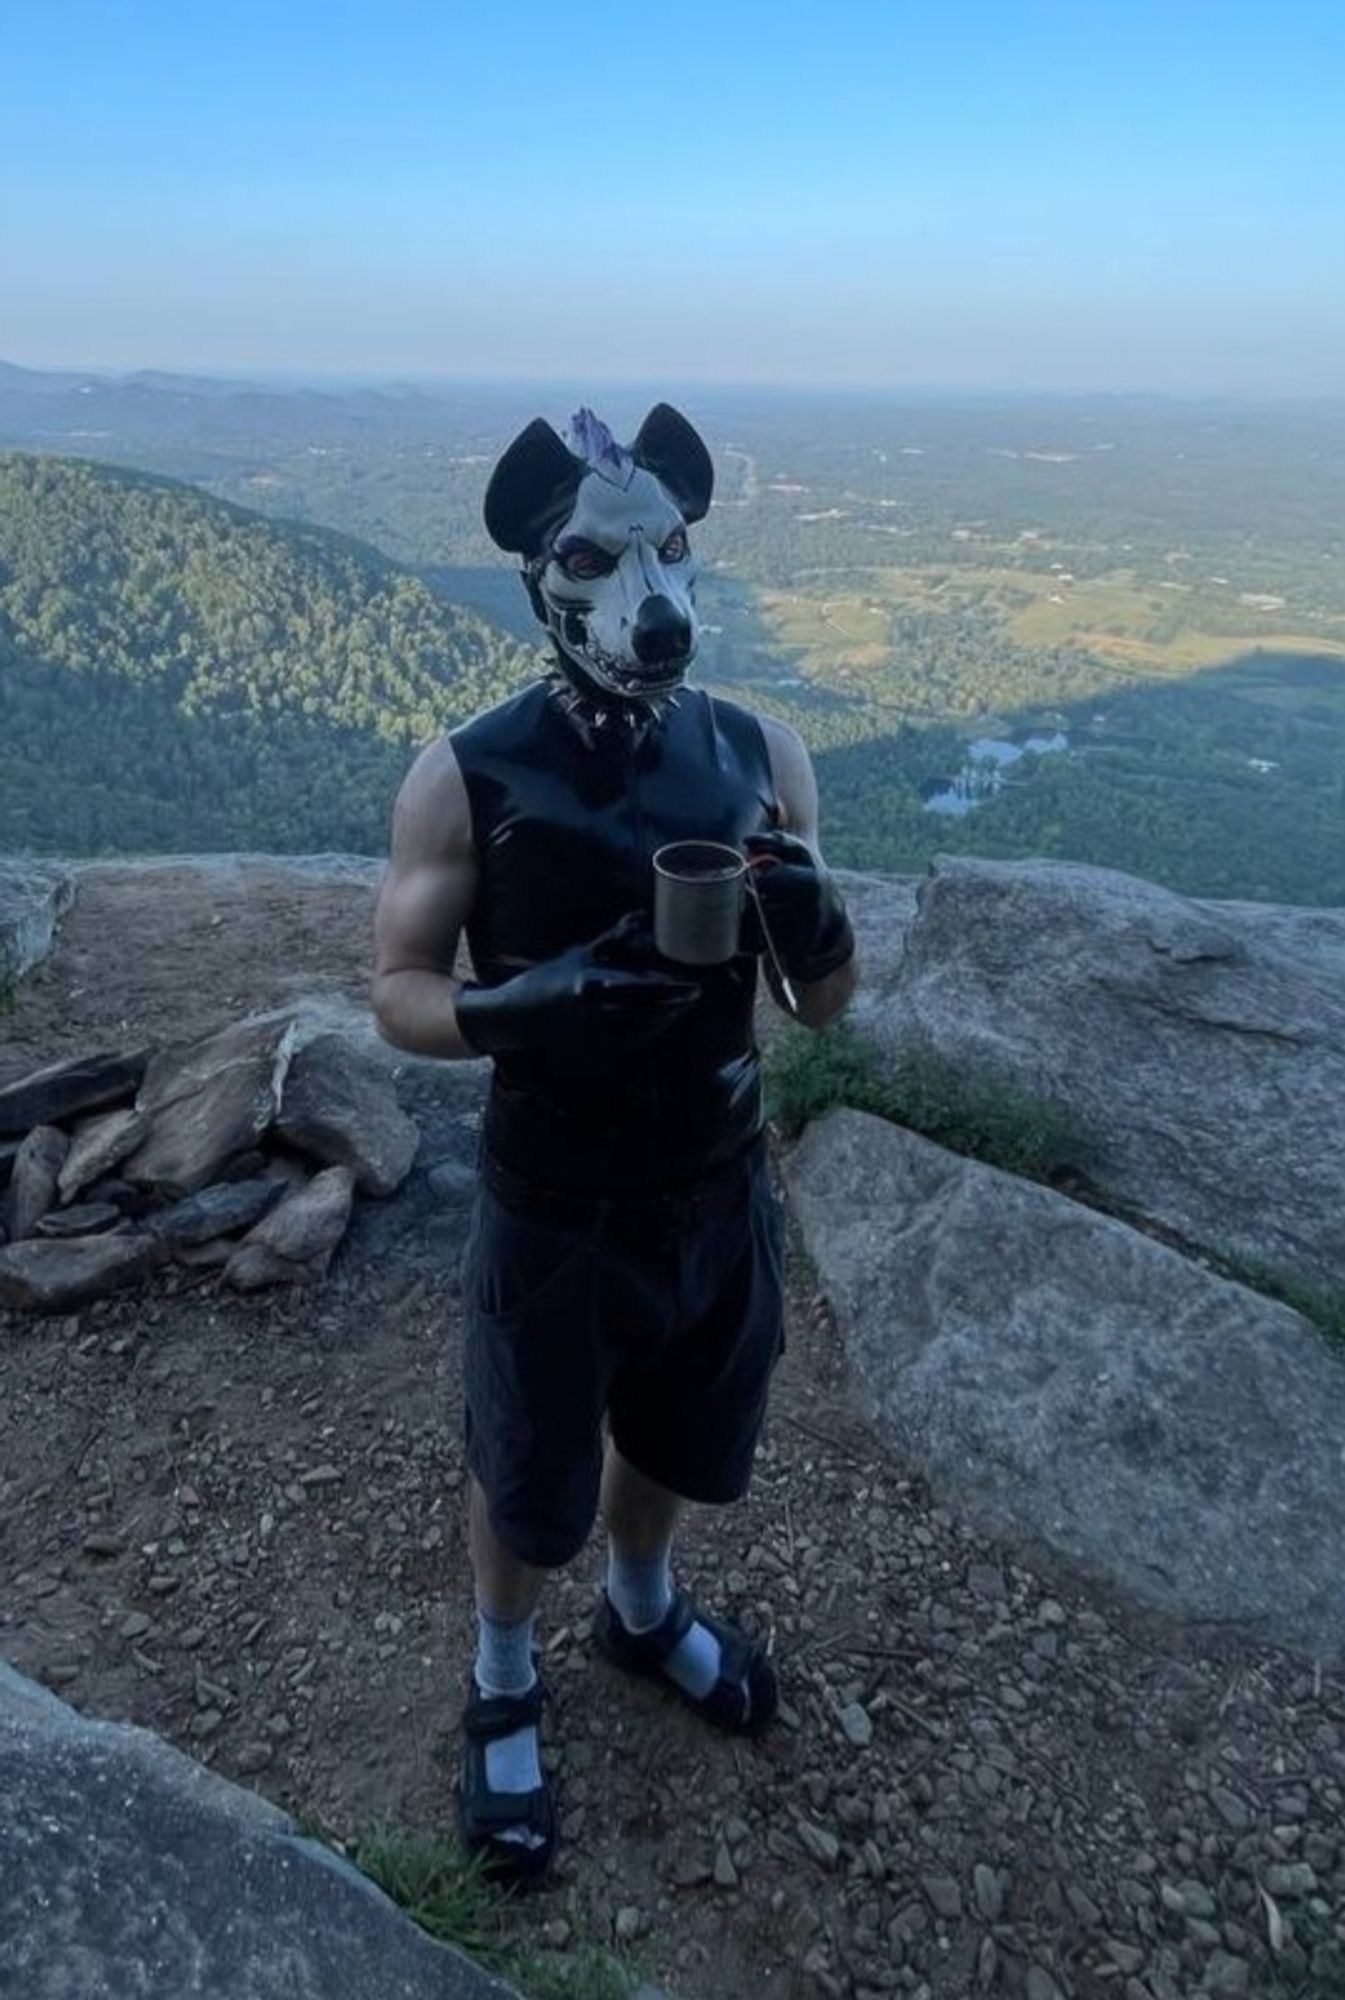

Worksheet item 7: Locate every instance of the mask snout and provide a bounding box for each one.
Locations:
[632,593,693,668]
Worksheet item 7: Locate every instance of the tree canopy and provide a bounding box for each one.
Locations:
[0,453,536,853]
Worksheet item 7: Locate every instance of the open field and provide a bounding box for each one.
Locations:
[759,563,1345,687]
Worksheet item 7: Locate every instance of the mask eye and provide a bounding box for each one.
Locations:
[659,528,689,564]
[555,539,616,581]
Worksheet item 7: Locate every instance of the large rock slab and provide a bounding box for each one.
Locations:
[0,1232,163,1313]
[276,1032,421,1196]
[855,857,1345,1286]
[0,1658,521,2000]
[225,1165,356,1290]
[125,1014,297,1198]
[833,868,919,1024]
[0,862,73,992]
[0,1046,148,1137]
[2,1124,69,1241]
[785,1109,1345,1657]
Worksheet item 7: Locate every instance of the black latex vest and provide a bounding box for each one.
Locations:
[452,679,778,1195]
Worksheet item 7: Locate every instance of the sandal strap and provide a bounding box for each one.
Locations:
[619,1588,698,1664]
[461,1678,546,1743]
[597,1588,777,1734]
[691,1610,757,1729]
[461,1778,553,1840]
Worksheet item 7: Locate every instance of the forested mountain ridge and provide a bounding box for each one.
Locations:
[0,453,529,737]
[0,454,535,853]
[2,415,1343,904]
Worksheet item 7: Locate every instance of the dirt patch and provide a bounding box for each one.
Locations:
[2,864,1343,2000]
[1,859,380,1071]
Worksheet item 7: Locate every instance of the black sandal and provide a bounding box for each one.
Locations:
[456,1676,555,1887]
[593,1589,778,1737]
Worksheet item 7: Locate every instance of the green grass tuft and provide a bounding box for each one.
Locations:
[350,1823,644,2000]
[765,1021,1091,1184]
[513,1942,646,2000]
[1224,1261,1345,1353]
[1251,1909,1345,1999]
[353,1824,506,1962]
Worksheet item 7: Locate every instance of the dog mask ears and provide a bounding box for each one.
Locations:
[631,404,714,523]
[483,419,584,558]
[484,406,714,553]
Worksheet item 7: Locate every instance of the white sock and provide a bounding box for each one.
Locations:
[606,1542,726,1703]
[474,1604,542,1821]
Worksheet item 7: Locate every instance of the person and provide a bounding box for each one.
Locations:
[372,403,857,1883]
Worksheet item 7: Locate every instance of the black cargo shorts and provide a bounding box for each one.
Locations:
[460,1136,785,1568]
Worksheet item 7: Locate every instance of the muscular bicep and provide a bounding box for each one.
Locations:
[759,712,858,1028]
[761,715,823,858]
[373,738,478,981]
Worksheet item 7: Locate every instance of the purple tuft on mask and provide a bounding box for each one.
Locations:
[568,407,626,472]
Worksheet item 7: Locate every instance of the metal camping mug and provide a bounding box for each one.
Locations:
[652,840,748,965]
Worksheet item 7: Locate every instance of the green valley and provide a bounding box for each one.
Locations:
[0,453,534,854]
[1,375,1343,904]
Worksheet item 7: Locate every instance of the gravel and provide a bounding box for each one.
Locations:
[3,869,1344,2000]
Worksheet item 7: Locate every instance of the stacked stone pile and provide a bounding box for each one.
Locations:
[0,1015,419,1314]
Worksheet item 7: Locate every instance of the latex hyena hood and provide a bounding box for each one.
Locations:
[484,404,713,720]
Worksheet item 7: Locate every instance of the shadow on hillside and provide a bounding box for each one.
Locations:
[5,627,1343,906]
[418,563,539,642]
[0,647,420,858]
[812,649,1345,906]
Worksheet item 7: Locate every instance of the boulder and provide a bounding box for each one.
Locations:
[276,1033,420,1196]
[124,1015,297,1199]
[225,1166,356,1290]
[0,1140,17,1191]
[855,857,1345,1286]
[35,1203,123,1239]
[0,1047,148,1137]
[785,1109,1345,1657]
[57,1106,149,1204]
[833,868,920,1032]
[0,1659,522,2000]
[0,1233,163,1314]
[0,862,73,992]
[149,1178,286,1251]
[2,1125,69,1241]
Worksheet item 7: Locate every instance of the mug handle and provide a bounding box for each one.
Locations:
[744,862,797,1014]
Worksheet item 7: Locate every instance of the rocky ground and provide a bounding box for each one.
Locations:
[2,865,1343,2000]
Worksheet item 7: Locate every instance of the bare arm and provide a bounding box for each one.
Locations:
[371,737,482,1059]
[759,715,859,1031]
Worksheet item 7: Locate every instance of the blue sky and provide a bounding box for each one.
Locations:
[4,1,1343,392]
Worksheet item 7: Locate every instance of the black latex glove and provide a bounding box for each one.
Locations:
[456,914,700,1060]
[742,831,855,984]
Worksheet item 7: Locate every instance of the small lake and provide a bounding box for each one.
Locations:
[923,733,1069,817]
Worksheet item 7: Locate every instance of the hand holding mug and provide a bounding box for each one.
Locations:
[457,913,699,1059]
[742,831,854,984]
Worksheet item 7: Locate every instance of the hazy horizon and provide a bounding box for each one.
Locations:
[8,359,1345,412]
[7,2,1344,396]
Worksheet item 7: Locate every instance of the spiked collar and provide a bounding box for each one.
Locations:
[542,657,679,750]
